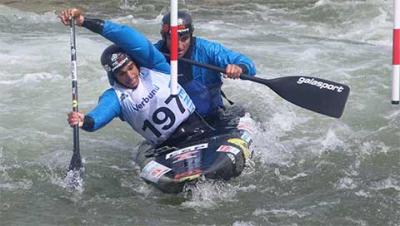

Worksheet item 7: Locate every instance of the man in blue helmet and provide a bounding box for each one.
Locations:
[154,11,257,122]
[59,9,207,147]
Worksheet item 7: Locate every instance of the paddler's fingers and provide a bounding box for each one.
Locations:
[70,8,85,26]
[58,9,74,25]
[67,112,78,126]
[67,112,84,128]
[58,8,85,26]
[224,64,242,79]
[57,10,69,25]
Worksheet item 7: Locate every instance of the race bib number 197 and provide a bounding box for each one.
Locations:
[142,95,185,137]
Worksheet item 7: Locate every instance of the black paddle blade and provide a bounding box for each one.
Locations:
[68,151,82,171]
[242,75,350,118]
[68,125,82,171]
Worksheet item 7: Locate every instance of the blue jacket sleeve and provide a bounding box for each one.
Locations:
[197,38,256,76]
[102,20,170,74]
[85,89,121,132]
[154,40,163,50]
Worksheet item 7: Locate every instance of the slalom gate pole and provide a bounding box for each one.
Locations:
[170,0,178,95]
[392,0,400,104]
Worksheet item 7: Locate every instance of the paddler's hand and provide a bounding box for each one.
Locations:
[58,8,85,26]
[223,64,243,79]
[67,111,85,128]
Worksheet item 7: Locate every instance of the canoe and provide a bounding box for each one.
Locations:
[134,110,255,193]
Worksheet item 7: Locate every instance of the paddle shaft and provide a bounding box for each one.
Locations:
[162,53,349,118]
[162,53,265,84]
[69,18,82,171]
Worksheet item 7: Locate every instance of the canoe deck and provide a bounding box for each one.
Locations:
[135,110,255,193]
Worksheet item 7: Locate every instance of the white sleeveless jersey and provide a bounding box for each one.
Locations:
[112,67,195,146]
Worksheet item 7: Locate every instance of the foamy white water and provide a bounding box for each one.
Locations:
[0,1,399,225]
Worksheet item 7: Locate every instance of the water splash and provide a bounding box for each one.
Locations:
[120,0,137,10]
[232,221,257,226]
[181,178,239,209]
[63,168,85,193]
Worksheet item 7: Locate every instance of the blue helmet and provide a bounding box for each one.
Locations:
[100,44,132,86]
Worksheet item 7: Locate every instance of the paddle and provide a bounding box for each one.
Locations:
[163,54,350,118]
[68,17,82,171]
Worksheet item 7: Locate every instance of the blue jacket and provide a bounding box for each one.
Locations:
[84,20,171,131]
[154,37,256,117]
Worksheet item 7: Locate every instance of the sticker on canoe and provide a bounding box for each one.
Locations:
[165,143,208,160]
[140,160,171,183]
[227,153,236,164]
[174,169,202,182]
[228,138,252,160]
[172,150,199,163]
[241,131,252,144]
[216,145,241,155]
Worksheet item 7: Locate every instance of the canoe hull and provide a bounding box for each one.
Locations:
[135,113,254,193]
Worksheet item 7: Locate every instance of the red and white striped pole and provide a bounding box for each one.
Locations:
[170,0,178,95]
[392,0,400,104]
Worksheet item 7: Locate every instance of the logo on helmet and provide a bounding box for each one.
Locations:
[161,24,190,34]
[110,53,130,73]
[177,18,184,25]
[161,11,194,36]
[111,53,119,62]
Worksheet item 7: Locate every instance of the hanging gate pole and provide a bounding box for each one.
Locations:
[392,0,400,104]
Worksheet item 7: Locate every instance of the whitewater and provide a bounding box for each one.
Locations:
[0,0,399,225]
